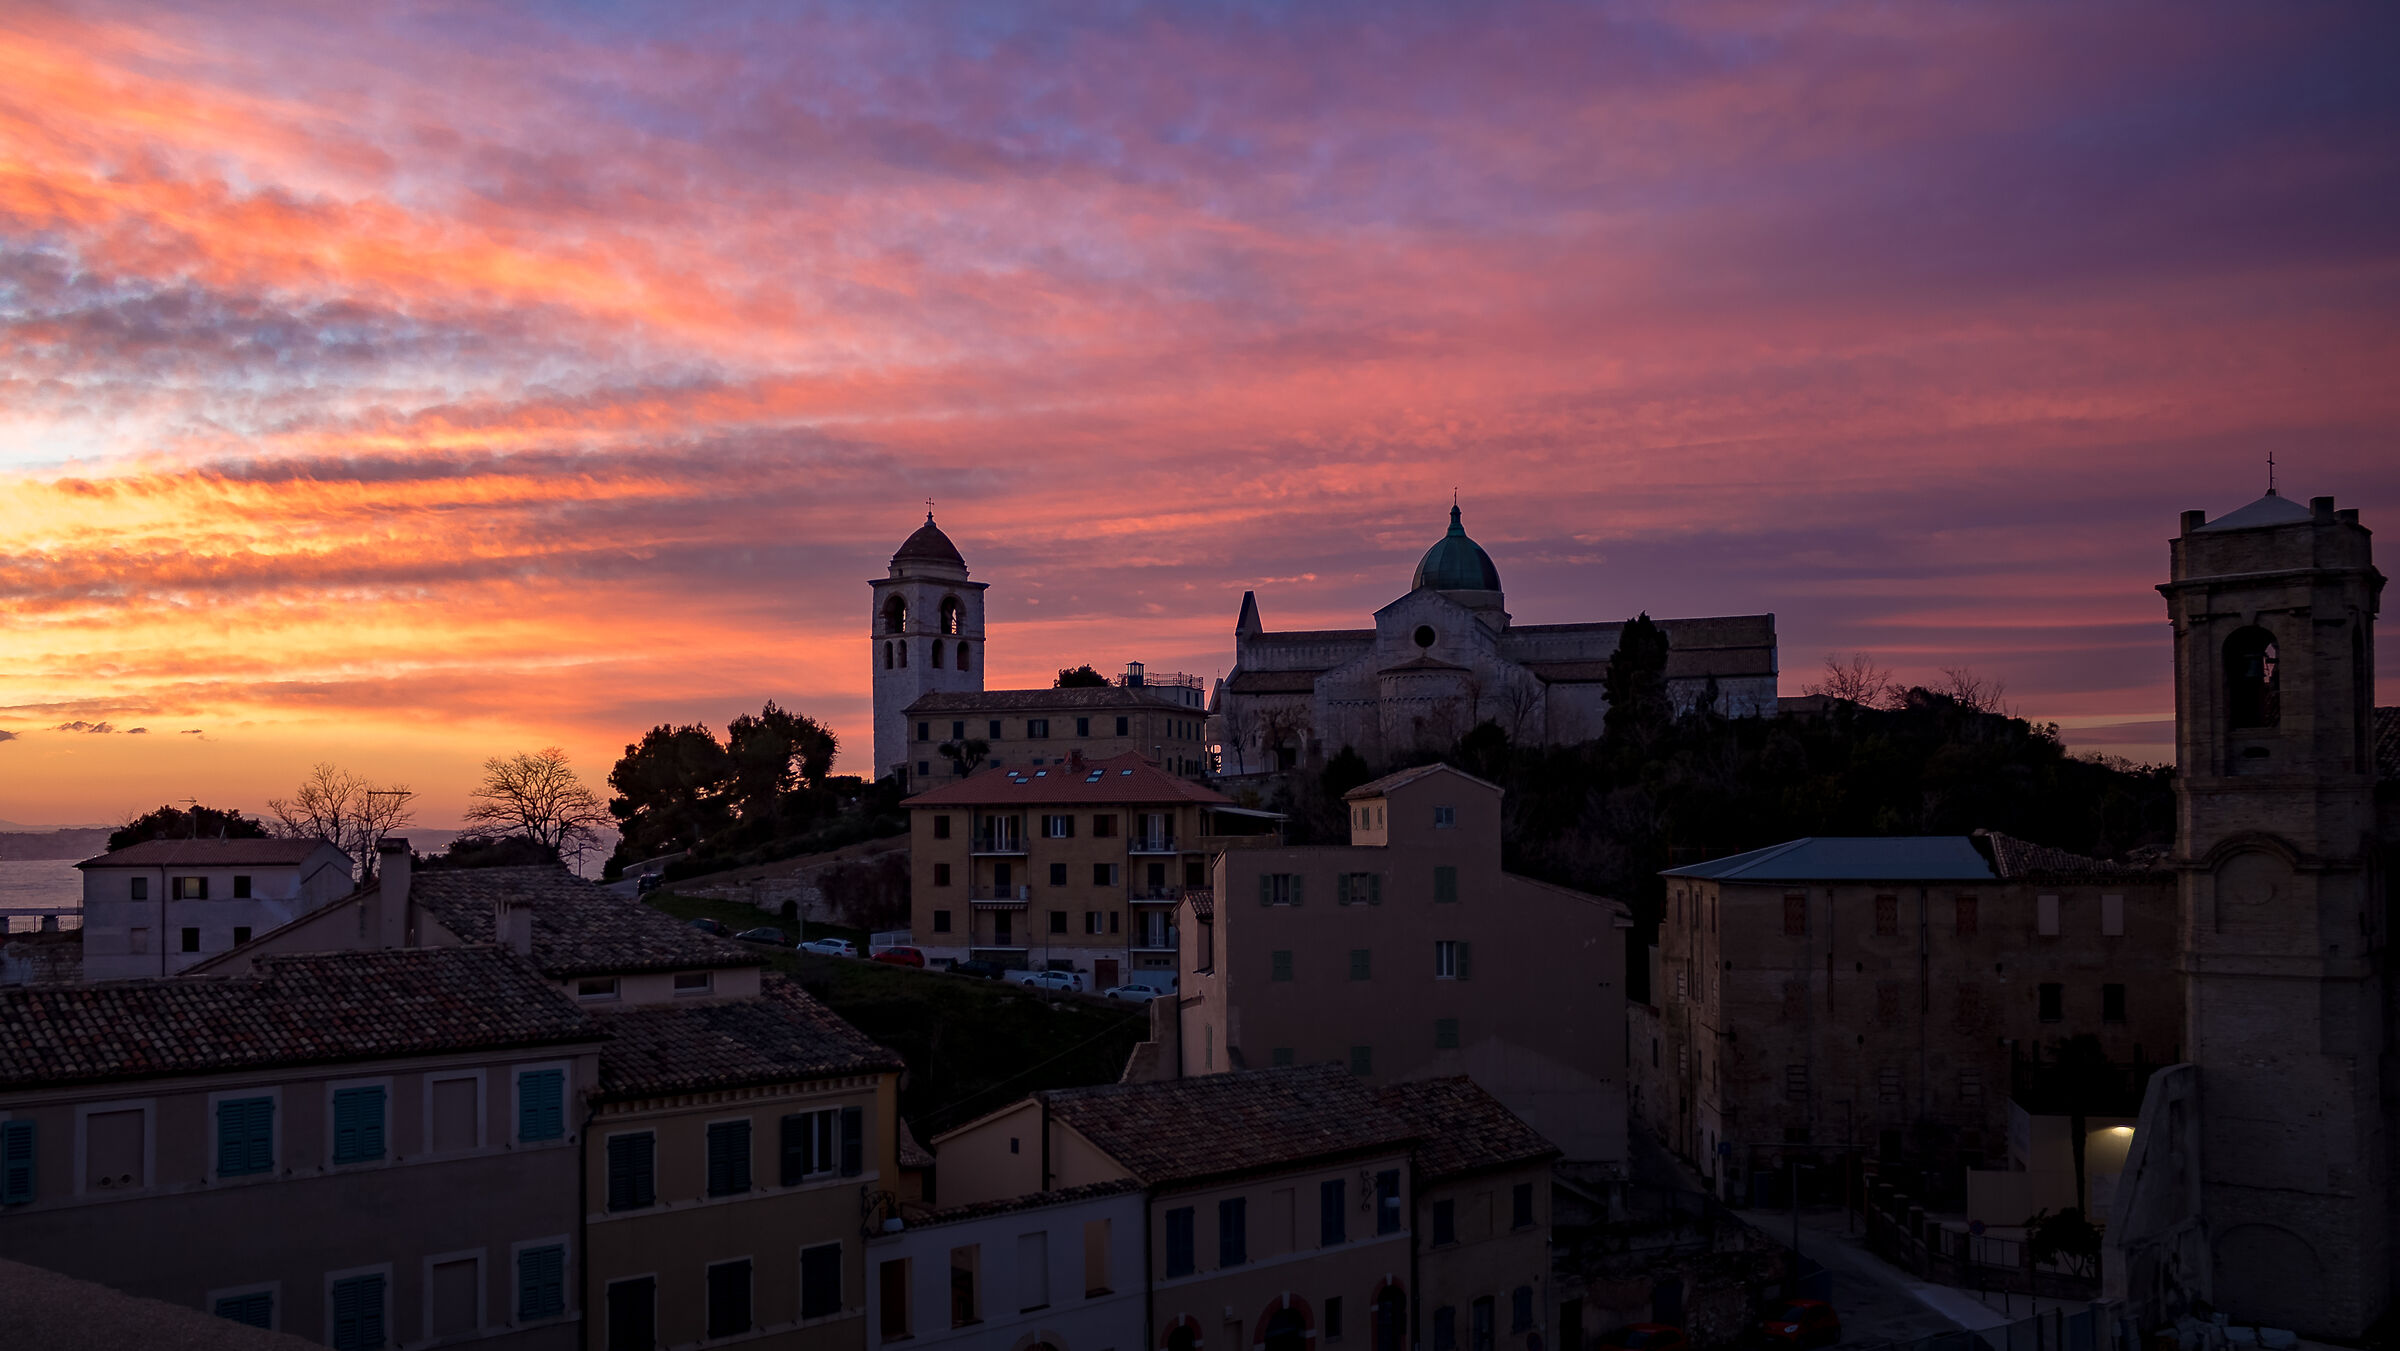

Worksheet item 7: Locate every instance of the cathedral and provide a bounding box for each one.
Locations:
[1209,505,1780,773]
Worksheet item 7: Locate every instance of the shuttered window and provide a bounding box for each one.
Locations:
[1271,950,1293,981]
[214,1291,272,1328]
[1320,1178,1347,1245]
[517,1244,567,1321]
[840,1105,864,1177]
[329,1273,386,1351]
[216,1097,274,1177]
[516,1069,563,1142]
[706,1259,752,1339]
[1349,948,1371,981]
[1336,872,1383,905]
[707,1120,752,1196]
[1435,1017,1460,1049]
[2,1120,34,1205]
[1164,1207,1195,1277]
[330,1086,385,1164]
[1433,866,1458,903]
[801,1242,844,1320]
[606,1132,656,1211]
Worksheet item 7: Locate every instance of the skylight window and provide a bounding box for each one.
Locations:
[1120,769,1134,776]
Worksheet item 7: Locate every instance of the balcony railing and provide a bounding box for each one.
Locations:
[968,886,1030,908]
[970,835,1026,856]
[1127,836,1177,854]
[1126,886,1186,903]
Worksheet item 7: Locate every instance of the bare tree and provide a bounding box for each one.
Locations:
[464,748,611,867]
[267,762,416,880]
[1805,652,1902,709]
[1936,665,2010,716]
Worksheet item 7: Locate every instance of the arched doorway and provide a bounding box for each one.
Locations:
[1370,1281,1406,1351]
[1161,1313,1203,1351]
[1261,1308,1307,1351]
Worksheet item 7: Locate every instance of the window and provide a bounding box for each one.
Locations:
[933,863,952,887]
[1014,1230,1049,1311]
[933,814,952,839]
[1349,1044,1372,1076]
[1434,940,1471,980]
[130,876,148,901]
[129,927,148,954]
[957,642,970,671]
[517,1069,564,1142]
[2225,625,2280,728]
[172,875,207,900]
[1783,892,1807,936]
[331,1086,385,1165]
[1350,948,1371,980]
[1432,1198,1456,1244]
[951,1245,981,1325]
[430,1075,478,1154]
[1084,910,1106,935]
[1165,1207,1196,1277]
[1434,805,1456,828]
[1472,1296,1496,1351]
[1433,865,1458,903]
[1048,909,1068,933]
[918,721,930,741]
[2103,983,2127,1024]
[1785,1064,1810,1100]
[1875,894,1899,936]
[1326,1296,1344,1341]
[932,908,952,932]
[989,720,1002,739]
[708,1119,752,1196]
[1271,950,1293,981]
[781,1108,842,1184]
[1955,894,1979,935]
[1271,1047,1295,1067]
[1513,1287,1535,1334]
[1028,719,1050,738]
[518,1244,566,1321]
[0,1120,32,1205]
[1320,1178,1347,1245]
[577,977,619,1001]
[929,643,941,669]
[1044,814,1074,838]
[1337,872,1382,905]
[429,1255,478,1338]
[232,926,251,945]
[329,1273,386,1351]
[232,875,252,899]
[1434,1305,1458,1351]
[674,970,713,995]
[1084,1218,1113,1296]
[606,1132,656,1210]
[1093,862,1119,885]
[606,1277,656,1351]
[1512,1181,1534,1230]
[707,1259,752,1339]
[1092,814,1116,838]
[1115,716,1129,736]
[1377,1168,1402,1234]
[2039,983,2064,1023]
[880,1259,911,1340]
[2038,894,2061,936]
[939,594,963,635]
[179,926,201,953]
[1049,863,1069,887]
[1260,873,1305,906]
[883,642,893,669]
[1219,1196,1248,1267]
[2102,893,2126,937]
[214,1291,272,1329]
[801,1242,843,1320]
[1875,982,1902,1025]
[884,596,908,634]
[898,641,908,668]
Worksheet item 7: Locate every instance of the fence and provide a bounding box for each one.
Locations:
[1861,1304,2109,1351]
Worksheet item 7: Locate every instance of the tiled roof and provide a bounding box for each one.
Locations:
[905,687,1198,714]
[2375,706,2399,785]
[0,948,595,1090]
[1662,836,1996,882]
[1251,628,1374,645]
[1377,1077,1559,1181]
[905,1178,1142,1231]
[1038,1064,1413,1186]
[1978,831,2169,882]
[1222,669,1324,695]
[897,1117,934,1170]
[904,753,1233,809]
[1345,762,1499,801]
[407,865,761,978]
[78,837,343,869]
[588,976,902,1101]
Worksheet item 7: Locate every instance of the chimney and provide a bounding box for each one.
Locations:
[2181,509,2207,534]
[1068,749,1086,772]
[2311,495,2336,523]
[495,895,535,957]
[376,838,412,949]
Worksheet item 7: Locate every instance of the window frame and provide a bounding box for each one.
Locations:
[511,1236,572,1323]
[706,1116,755,1197]
[799,1240,846,1322]
[424,1069,487,1157]
[326,1078,392,1167]
[420,1247,487,1342]
[207,1086,279,1182]
[604,1129,658,1211]
[706,1256,755,1341]
[1164,1206,1197,1278]
[206,1282,280,1332]
[323,1263,393,1351]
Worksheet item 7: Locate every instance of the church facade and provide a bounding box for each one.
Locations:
[1210,505,1779,773]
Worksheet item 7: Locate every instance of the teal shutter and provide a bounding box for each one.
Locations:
[330,1273,385,1351]
[0,1120,32,1205]
[1289,875,1304,907]
[332,1086,385,1164]
[1259,875,1273,907]
[707,1120,752,1196]
[1368,874,1382,905]
[217,1097,274,1176]
[606,1133,655,1210]
[838,1106,863,1177]
[214,1291,272,1328]
[518,1244,567,1320]
[517,1069,564,1142]
[1457,941,1472,981]
[1336,874,1351,906]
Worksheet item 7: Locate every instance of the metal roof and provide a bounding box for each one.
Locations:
[1661,836,1997,882]
[2193,491,2314,533]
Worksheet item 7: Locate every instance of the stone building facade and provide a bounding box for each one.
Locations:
[870,514,987,785]
[1210,505,1778,775]
[903,682,1211,783]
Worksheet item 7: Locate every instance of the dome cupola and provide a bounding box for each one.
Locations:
[890,511,967,576]
[1413,504,1502,598]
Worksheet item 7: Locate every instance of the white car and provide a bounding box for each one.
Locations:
[1009,969,1086,993]
[798,938,857,958]
[1103,984,1170,1002]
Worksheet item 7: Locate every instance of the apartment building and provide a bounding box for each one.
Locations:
[932,1066,1420,1351]
[1640,833,2178,1205]
[905,753,1275,984]
[1177,764,1630,1162]
[1378,1077,1561,1351]
[863,1179,1146,1348]
[0,946,602,1348]
[905,676,1213,784]
[78,837,355,980]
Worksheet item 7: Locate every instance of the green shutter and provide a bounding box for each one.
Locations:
[607,1133,655,1211]
[1435,1018,1460,1049]
[1289,875,1304,907]
[517,1069,563,1142]
[1259,875,1274,907]
[1271,950,1293,981]
[1457,941,1472,981]
[215,1291,272,1328]
[1367,873,1382,905]
[780,1114,808,1186]
[707,1120,752,1196]
[330,1273,384,1351]
[1336,874,1351,906]
[519,1244,566,1320]
[839,1106,863,1178]
[332,1086,385,1164]
[0,1120,32,1205]
[1433,866,1457,903]
[1350,948,1370,981]
[217,1097,273,1176]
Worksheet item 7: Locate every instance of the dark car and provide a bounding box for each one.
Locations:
[734,926,791,946]
[1599,1326,1690,1351]
[873,946,926,968]
[686,917,732,937]
[1758,1301,1840,1348]
[636,873,665,894]
[949,958,1005,979]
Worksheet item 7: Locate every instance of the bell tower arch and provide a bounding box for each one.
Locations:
[870,512,986,785]
[2159,488,2386,1336]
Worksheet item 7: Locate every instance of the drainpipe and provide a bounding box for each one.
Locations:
[158,867,168,977]
[1040,1096,1053,1192]
[1142,1187,1156,1349]
[578,1091,598,1351]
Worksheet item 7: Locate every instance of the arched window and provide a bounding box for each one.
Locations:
[2225,626,2279,729]
[1263,1307,1309,1351]
[883,642,893,670]
[1371,1284,1407,1351]
[957,642,970,671]
[931,642,943,669]
[1166,1328,1198,1351]
[884,596,908,635]
[898,640,909,669]
[940,595,964,636]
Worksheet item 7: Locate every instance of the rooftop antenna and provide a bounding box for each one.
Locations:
[2266,452,2277,496]
[181,797,200,838]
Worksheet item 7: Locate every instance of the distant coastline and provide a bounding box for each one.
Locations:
[0,829,111,862]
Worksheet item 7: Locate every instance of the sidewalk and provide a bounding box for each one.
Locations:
[1735,1207,2093,1343]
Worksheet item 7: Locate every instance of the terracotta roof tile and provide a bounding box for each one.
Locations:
[904,753,1232,809]
[1038,1064,1413,1186]
[1977,831,2169,882]
[1377,1077,1559,1181]
[588,976,902,1100]
[904,687,1198,714]
[0,947,594,1090]
[408,865,762,978]
[1345,762,1499,800]
[906,1178,1142,1230]
[78,837,343,869]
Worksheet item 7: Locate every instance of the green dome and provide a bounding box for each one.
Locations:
[1413,505,1502,593]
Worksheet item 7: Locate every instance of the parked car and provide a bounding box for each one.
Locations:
[873,946,926,968]
[1757,1301,1840,1348]
[686,917,732,937]
[1103,983,1169,1002]
[636,873,665,894]
[948,959,1006,980]
[1009,969,1086,993]
[798,937,857,958]
[734,926,791,946]
[1599,1326,1690,1351]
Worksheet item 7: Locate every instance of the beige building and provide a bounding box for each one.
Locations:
[904,677,1211,784]
[863,1178,1147,1349]
[78,837,355,980]
[1175,764,1630,1162]
[1379,1077,1561,1351]
[904,752,1272,984]
[0,946,602,1348]
[1639,833,2177,1207]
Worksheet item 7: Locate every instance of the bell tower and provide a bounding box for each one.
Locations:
[870,512,986,785]
[2160,488,2386,1336]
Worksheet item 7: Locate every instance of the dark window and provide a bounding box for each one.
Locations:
[1115,716,1129,736]
[884,596,907,634]
[1376,1168,1402,1234]
[707,1119,751,1196]
[952,721,965,740]
[707,1259,752,1339]
[1272,1047,1294,1066]
[1092,815,1116,838]
[331,1085,386,1164]
[840,1106,863,1177]
[1435,1018,1460,1049]
[605,1277,656,1351]
[940,595,963,635]
[2103,983,2127,1024]
[1049,863,1068,886]
[1076,717,1090,736]
[1326,1296,1344,1341]
[932,909,952,932]
[1028,719,1049,738]
[2039,983,2064,1023]
[933,815,951,839]
[1432,1198,1456,1245]
[215,1096,273,1177]
[1472,1296,1495,1351]
[518,1069,564,1141]
[181,927,200,953]
[957,642,970,671]
[232,875,252,899]
[130,877,147,901]
[1432,865,1457,903]
[1513,1286,1535,1332]
[1434,1306,1458,1351]
[1049,910,1067,933]
[934,863,952,886]
[1320,1178,1347,1245]
[1350,948,1371,980]
[989,720,1002,739]
[329,1273,385,1351]
[1093,863,1114,885]
[1165,1207,1196,1277]
[1783,892,1807,936]
[606,1132,655,1210]
[1219,1196,1248,1267]
[800,1242,843,1320]
[215,1291,272,1328]
[1271,950,1293,981]
[1185,860,1206,886]
[231,925,251,944]
[1512,1181,1535,1229]
[1875,894,1899,936]
[918,722,930,741]
[1349,1045,1371,1076]
[518,1244,567,1321]
[2225,626,2280,729]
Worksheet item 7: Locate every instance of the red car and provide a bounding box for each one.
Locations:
[1758,1300,1840,1347]
[872,946,926,968]
[1599,1326,1690,1351]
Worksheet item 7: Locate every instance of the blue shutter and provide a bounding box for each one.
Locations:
[217,1097,273,1176]
[518,1245,566,1321]
[838,1106,863,1177]
[517,1069,564,1142]
[214,1291,273,1328]
[332,1087,385,1164]
[607,1133,654,1210]
[707,1120,751,1196]
[331,1273,385,1351]
[1,1120,33,1205]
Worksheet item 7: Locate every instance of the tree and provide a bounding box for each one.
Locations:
[725,702,838,831]
[1601,612,1673,752]
[1320,745,1372,801]
[937,738,990,775]
[267,762,417,879]
[2027,1207,2101,1280]
[465,748,611,867]
[109,803,268,853]
[1805,652,1902,709]
[1055,664,1109,688]
[607,724,733,861]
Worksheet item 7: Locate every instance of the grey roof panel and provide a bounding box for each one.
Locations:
[1662,836,1997,882]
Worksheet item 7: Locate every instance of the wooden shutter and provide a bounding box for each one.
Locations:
[1456,941,1472,981]
[607,1133,654,1210]
[780,1114,808,1186]
[518,1245,566,1320]
[1289,875,1304,907]
[214,1292,272,1328]
[517,1069,563,1142]
[1367,874,1382,905]
[1434,866,1457,903]
[708,1120,751,1195]
[1259,875,1274,907]
[801,1243,844,1320]
[1336,874,1351,905]
[333,1086,385,1163]
[331,1274,384,1351]
[0,1120,31,1205]
[217,1097,272,1176]
[839,1106,864,1177]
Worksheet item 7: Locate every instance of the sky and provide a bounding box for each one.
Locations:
[2,2,2396,826]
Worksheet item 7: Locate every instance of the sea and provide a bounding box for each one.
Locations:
[0,858,83,927]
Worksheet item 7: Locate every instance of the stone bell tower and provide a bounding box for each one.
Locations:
[2160,488,2386,1336]
[870,513,985,785]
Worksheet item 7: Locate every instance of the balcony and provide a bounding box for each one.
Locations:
[970,835,1026,857]
[968,886,1030,909]
[1127,887,1185,904]
[1126,836,1178,855]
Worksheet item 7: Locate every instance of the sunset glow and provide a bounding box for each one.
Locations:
[4,2,2395,823]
